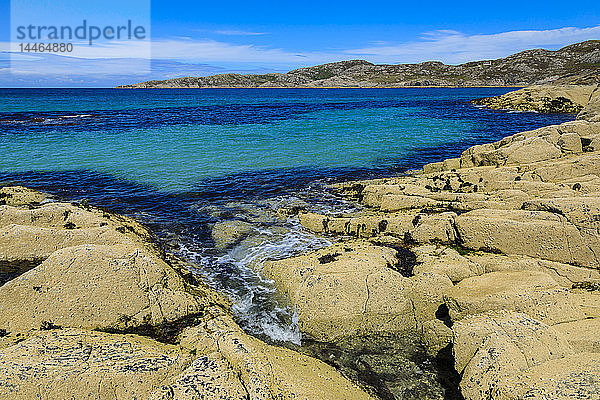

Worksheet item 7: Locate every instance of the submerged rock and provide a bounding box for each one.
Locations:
[211,219,256,250]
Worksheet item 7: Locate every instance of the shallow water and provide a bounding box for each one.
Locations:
[0,88,575,342]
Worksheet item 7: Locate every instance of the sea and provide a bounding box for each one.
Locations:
[0,88,575,344]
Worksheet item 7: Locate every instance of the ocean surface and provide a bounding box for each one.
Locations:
[0,88,575,343]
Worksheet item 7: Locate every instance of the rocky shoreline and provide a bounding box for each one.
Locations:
[2,84,600,399]
[282,85,600,398]
[0,187,372,399]
[471,84,600,114]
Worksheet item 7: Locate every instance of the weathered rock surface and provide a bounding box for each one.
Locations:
[452,312,573,400]
[0,311,374,400]
[495,353,600,399]
[0,329,192,399]
[258,239,459,398]
[553,318,600,353]
[0,186,375,400]
[0,202,107,229]
[465,252,600,287]
[455,209,600,267]
[284,86,600,399]
[0,224,134,270]
[471,85,598,113]
[0,244,206,333]
[579,89,600,122]
[445,271,584,324]
[0,186,49,206]
[298,210,457,243]
[165,312,374,400]
[412,245,484,283]
[0,199,159,281]
[263,241,419,341]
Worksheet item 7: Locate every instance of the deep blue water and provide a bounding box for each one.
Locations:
[0,88,575,342]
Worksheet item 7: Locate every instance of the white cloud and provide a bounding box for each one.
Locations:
[2,24,600,86]
[213,30,267,36]
[345,25,600,64]
[149,38,334,65]
[1,37,332,67]
[6,25,600,67]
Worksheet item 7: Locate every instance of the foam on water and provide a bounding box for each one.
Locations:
[179,217,332,344]
[174,189,350,344]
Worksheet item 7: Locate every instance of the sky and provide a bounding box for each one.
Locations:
[1,0,599,87]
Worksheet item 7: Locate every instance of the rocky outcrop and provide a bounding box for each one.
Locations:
[578,87,600,122]
[119,41,600,88]
[0,244,207,333]
[0,185,49,206]
[452,311,576,400]
[262,240,451,342]
[261,240,454,398]
[471,85,599,113]
[169,312,373,400]
[444,271,584,324]
[0,329,192,399]
[495,353,600,399]
[0,187,373,400]
[6,83,600,399]
[274,89,600,399]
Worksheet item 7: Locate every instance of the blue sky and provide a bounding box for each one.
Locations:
[1,0,599,87]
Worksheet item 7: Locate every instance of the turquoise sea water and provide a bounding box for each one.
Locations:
[0,88,575,342]
[0,88,573,191]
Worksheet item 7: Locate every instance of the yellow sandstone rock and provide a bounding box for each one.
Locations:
[0,244,206,332]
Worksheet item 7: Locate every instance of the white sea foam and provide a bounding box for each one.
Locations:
[176,192,346,344]
[220,222,330,345]
[62,114,92,118]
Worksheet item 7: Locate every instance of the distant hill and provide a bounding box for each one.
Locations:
[119,40,600,88]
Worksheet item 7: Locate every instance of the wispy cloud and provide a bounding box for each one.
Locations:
[1,38,328,65]
[345,25,600,64]
[2,24,600,86]
[213,30,267,36]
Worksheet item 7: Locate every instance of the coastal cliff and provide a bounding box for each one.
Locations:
[119,41,600,88]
